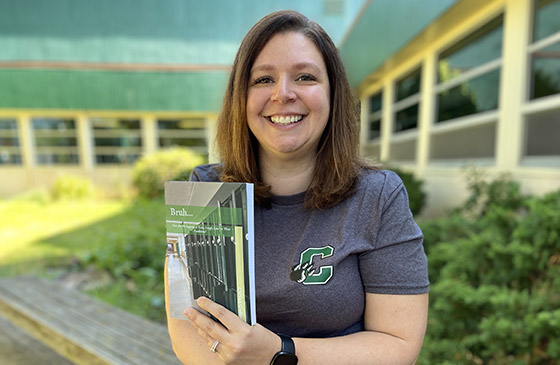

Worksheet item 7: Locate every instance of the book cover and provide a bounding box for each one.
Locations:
[165,181,256,325]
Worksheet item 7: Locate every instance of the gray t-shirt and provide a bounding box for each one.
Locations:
[190,164,429,338]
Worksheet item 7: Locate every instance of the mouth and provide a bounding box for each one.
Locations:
[266,115,305,125]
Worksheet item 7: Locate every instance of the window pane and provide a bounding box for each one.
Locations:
[33,118,75,130]
[36,154,79,164]
[0,119,18,130]
[431,122,496,160]
[158,119,205,130]
[525,107,560,156]
[32,118,78,165]
[92,118,140,130]
[0,119,21,165]
[369,119,381,140]
[533,0,560,42]
[531,42,560,99]
[437,69,500,122]
[94,136,141,147]
[369,92,382,113]
[389,139,416,162]
[396,68,421,101]
[438,16,503,82]
[159,138,207,148]
[95,154,140,164]
[395,104,418,132]
[91,118,142,165]
[35,137,77,147]
[158,118,207,153]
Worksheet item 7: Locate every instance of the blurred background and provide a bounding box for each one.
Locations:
[0,0,559,363]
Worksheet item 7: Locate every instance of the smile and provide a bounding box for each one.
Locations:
[268,115,304,125]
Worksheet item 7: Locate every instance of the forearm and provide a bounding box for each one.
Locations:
[165,257,223,364]
[294,330,422,365]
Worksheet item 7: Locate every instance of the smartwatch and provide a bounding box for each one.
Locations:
[270,333,298,365]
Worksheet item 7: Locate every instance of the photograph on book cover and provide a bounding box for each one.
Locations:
[165,181,256,325]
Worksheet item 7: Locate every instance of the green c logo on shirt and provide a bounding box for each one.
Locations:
[289,246,334,285]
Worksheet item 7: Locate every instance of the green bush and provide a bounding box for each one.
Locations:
[419,172,560,364]
[131,147,205,199]
[79,200,168,321]
[51,175,96,201]
[388,166,427,216]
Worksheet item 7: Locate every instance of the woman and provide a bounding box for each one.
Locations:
[166,10,429,364]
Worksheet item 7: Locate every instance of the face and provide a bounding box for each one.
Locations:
[246,31,330,162]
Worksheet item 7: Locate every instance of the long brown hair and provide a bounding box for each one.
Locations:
[215,10,373,209]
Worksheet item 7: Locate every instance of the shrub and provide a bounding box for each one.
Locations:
[388,166,427,216]
[419,173,560,364]
[131,147,205,199]
[51,175,96,201]
[79,199,168,321]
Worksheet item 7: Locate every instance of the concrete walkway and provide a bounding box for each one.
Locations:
[0,316,73,365]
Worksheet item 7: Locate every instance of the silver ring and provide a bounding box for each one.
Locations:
[210,340,220,353]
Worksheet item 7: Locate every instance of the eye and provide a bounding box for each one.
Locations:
[253,76,274,85]
[296,74,317,82]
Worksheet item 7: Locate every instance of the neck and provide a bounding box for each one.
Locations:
[259,152,316,196]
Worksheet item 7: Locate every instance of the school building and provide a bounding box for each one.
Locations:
[1,0,559,217]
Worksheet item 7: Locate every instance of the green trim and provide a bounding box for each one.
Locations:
[0,69,228,111]
[340,0,458,88]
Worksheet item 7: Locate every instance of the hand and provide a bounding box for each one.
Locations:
[185,297,280,364]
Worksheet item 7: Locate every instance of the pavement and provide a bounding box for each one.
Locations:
[0,316,73,365]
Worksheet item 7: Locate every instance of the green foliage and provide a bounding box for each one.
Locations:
[79,199,167,322]
[131,147,205,199]
[389,166,427,216]
[419,171,560,364]
[51,175,96,201]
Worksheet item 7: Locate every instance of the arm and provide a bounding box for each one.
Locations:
[165,257,226,365]
[184,292,428,365]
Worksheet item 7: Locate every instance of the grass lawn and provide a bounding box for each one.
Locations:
[0,198,127,276]
[0,194,168,322]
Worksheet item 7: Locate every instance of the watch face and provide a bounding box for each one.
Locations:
[272,352,298,365]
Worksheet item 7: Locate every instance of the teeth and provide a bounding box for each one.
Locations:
[270,115,303,125]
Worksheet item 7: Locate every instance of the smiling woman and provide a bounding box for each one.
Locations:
[246,32,330,176]
[166,10,429,365]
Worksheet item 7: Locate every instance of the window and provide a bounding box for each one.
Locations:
[158,118,207,155]
[368,92,382,140]
[91,118,142,164]
[431,122,496,160]
[525,106,560,156]
[32,118,79,164]
[530,0,560,100]
[436,16,503,122]
[0,119,21,165]
[394,68,421,132]
[524,0,560,161]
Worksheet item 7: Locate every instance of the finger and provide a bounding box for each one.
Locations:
[196,296,245,330]
[184,306,229,343]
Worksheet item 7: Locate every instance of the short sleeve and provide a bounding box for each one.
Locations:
[359,178,429,295]
[189,164,222,182]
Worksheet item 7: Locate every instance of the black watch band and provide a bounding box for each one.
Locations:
[270,333,298,365]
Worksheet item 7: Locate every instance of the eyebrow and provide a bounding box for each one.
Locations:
[250,62,322,74]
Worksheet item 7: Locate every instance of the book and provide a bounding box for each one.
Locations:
[165,181,256,325]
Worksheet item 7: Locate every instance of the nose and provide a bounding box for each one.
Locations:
[271,77,296,103]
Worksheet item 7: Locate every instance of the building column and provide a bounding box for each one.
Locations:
[416,53,437,177]
[206,116,219,163]
[76,114,94,174]
[496,0,531,170]
[18,114,35,189]
[380,81,394,161]
[142,115,157,156]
